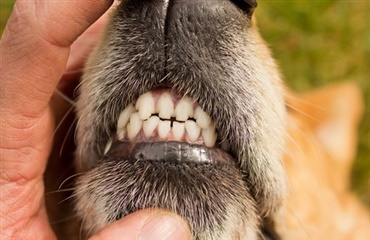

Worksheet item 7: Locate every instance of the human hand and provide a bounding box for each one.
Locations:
[0,1,191,239]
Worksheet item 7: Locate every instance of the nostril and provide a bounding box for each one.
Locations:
[230,0,258,15]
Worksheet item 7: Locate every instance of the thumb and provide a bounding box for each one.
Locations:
[89,209,191,240]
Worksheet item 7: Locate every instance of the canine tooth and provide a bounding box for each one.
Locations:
[194,107,211,129]
[175,96,194,121]
[185,120,201,142]
[127,112,142,139]
[158,92,174,119]
[135,92,155,120]
[117,127,126,140]
[143,116,159,138]
[117,104,135,129]
[202,125,217,147]
[158,120,171,139]
[104,139,112,155]
[173,122,185,140]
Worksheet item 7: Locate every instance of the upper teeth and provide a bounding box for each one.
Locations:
[115,90,218,147]
[157,92,174,119]
[194,107,211,129]
[175,96,194,121]
[136,92,155,120]
[103,138,113,155]
[117,104,135,129]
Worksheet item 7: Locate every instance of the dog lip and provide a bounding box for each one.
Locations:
[105,141,235,165]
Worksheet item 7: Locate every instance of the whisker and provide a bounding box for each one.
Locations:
[285,92,329,112]
[73,80,83,95]
[45,188,76,196]
[50,215,79,225]
[58,172,86,190]
[284,122,324,187]
[285,103,322,124]
[59,117,78,157]
[55,88,76,106]
[51,90,76,142]
[58,191,79,204]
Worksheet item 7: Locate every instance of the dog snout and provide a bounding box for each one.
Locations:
[76,0,286,236]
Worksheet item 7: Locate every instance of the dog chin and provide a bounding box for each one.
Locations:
[75,156,259,239]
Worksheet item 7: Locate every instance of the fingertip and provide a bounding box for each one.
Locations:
[140,211,192,240]
[89,209,191,240]
[35,0,114,47]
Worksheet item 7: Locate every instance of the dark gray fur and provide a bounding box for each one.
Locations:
[75,0,286,239]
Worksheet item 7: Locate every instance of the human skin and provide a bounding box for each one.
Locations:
[0,1,190,239]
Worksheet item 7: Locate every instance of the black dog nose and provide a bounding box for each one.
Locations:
[230,0,258,15]
[167,0,257,18]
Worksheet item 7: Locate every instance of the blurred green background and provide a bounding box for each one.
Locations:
[1,1,369,204]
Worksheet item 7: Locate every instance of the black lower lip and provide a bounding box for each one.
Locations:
[105,141,235,165]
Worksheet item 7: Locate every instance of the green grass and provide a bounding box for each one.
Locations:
[0,1,13,33]
[1,1,369,204]
[256,1,370,204]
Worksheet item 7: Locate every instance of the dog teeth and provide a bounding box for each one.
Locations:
[158,92,174,119]
[175,97,194,121]
[158,120,171,139]
[117,127,126,141]
[136,92,155,120]
[103,139,113,154]
[194,107,211,129]
[127,112,142,139]
[173,122,185,140]
[143,116,159,138]
[115,90,222,149]
[185,120,201,142]
[117,104,135,129]
[202,125,217,147]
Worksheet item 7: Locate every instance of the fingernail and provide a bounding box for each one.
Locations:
[139,213,191,240]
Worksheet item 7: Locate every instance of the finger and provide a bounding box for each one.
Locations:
[65,10,110,72]
[1,0,113,118]
[62,0,120,83]
[0,0,114,179]
[0,1,112,238]
[89,209,191,240]
[62,13,109,83]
